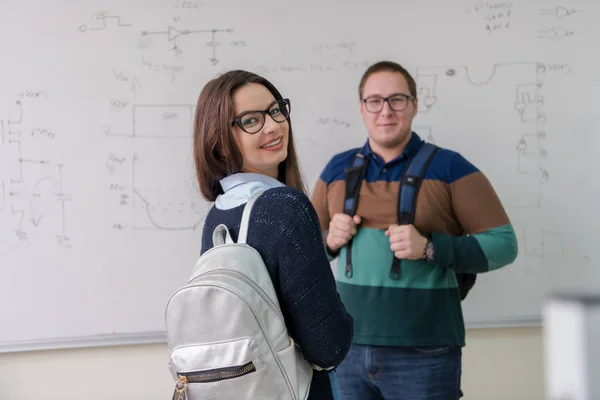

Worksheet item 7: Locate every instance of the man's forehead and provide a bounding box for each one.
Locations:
[363,72,409,94]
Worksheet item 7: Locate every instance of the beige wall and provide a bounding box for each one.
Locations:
[0,327,544,400]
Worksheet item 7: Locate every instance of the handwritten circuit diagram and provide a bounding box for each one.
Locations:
[78,12,132,33]
[77,11,240,65]
[102,78,205,232]
[0,93,71,247]
[412,61,565,210]
[140,26,234,62]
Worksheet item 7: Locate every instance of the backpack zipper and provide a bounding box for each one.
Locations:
[176,281,297,399]
[179,360,256,383]
[173,360,257,400]
[192,269,285,323]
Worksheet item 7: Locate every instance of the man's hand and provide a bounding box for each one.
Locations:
[326,213,362,253]
[385,224,427,260]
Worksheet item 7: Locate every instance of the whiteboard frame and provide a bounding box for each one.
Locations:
[0,317,542,353]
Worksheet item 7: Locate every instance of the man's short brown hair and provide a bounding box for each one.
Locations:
[358,61,417,99]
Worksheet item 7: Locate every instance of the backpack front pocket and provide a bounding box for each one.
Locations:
[170,337,278,400]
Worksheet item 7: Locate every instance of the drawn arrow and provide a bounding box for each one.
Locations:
[130,77,141,93]
[30,214,44,227]
[30,177,58,227]
[30,201,45,227]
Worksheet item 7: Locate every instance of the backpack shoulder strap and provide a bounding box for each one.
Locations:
[389,142,439,280]
[342,150,369,279]
[397,142,439,225]
[237,189,266,244]
[343,152,368,216]
[211,190,265,247]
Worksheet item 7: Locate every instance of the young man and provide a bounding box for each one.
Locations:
[311,61,519,399]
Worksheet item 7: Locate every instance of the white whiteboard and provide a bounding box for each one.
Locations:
[1,0,599,352]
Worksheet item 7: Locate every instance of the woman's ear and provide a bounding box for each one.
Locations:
[212,137,229,159]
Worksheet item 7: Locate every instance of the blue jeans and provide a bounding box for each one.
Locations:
[335,344,463,400]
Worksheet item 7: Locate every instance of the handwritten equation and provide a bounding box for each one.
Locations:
[466,1,513,34]
[317,117,351,128]
[311,38,357,57]
[256,60,372,75]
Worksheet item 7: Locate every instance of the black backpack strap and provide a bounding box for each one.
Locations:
[342,151,368,279]
[390,143,439,280]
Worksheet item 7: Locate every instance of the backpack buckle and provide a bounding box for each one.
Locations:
[389,264,401,280]
[345,264,353,278]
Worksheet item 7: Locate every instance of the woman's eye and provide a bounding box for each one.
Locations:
[242,117,258,126]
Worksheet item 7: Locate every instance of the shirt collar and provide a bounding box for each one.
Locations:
[361,131,424,163]
[216,172,285,210]
[219,172,284,192]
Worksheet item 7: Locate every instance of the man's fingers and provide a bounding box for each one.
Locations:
[333,213,353,223]
[389,232,409,244]
[333,221,358,235]
[394,249,412,259]
[390,241,411,253]
[332,224,353,236]
[328,213,362,247]
[332,231,351,241]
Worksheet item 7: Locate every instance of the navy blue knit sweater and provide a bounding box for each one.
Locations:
[201,186,354,399]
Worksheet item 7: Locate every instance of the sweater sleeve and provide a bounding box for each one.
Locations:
[430,153,519,273]
[258,188,353,369]
[311,179,339,261]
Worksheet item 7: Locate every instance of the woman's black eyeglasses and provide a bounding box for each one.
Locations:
[231,98,291,134]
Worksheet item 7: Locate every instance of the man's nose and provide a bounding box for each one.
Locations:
[380,100,394,115]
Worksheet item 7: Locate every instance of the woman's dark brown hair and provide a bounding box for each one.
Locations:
[193,70,306,201]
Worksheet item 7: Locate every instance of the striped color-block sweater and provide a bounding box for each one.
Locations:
[311,132,518,347]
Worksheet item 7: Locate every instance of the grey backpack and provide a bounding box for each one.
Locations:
[165,191,313,400]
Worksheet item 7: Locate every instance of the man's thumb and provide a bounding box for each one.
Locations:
[353,215,362,225]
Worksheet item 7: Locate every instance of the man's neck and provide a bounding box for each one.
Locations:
[368,136,411,164]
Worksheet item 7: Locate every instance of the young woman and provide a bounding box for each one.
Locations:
[193,70,353,399]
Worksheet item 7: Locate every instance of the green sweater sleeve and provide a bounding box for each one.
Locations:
[431,225,518,273]
[430,153,519,273]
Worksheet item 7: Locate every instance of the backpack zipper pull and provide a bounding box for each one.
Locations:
[174,375,188,400]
